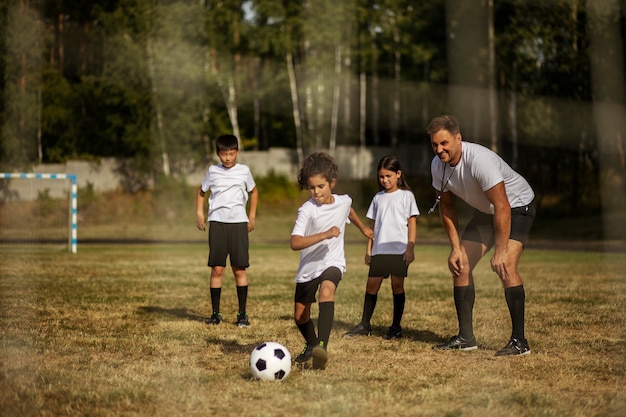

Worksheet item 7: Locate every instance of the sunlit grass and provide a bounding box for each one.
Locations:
[1,243,625,416]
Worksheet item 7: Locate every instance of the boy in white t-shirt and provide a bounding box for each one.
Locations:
[196,135,258,327]
[290,152,373,370]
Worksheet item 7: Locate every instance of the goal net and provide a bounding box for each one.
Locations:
[0,173,77,253]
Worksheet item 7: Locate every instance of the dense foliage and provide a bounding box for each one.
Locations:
[1,0,625,215]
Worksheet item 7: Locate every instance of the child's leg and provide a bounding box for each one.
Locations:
[317,280,337,347]
[233,267,248,316]
[210,266,225,314]
[294,302,316,344]
[361,277,384,325]
[390,276,406,328]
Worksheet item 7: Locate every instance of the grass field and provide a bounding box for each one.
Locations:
[1,240,625,417]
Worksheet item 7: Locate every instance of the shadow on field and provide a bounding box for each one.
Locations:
[277,314,445,344]
[137,305,206,322]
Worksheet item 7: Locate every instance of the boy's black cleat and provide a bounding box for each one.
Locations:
[311,343,329,370]
[342,323,372,338]
[434,335,478,351]
[236,313,250,328]
[294,344,314,364]
[495,338,531,356]
[382,326,402,340]
[206,312,222,325]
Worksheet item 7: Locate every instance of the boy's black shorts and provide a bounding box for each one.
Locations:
[462,199,536,249]
[368,254,408,278]
[208,221,249,268]
[294,267,342,304]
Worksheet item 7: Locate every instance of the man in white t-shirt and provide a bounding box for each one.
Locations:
[427,115,536,356]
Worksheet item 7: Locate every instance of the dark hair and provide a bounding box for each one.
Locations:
[215,134,239,153]
[426,115,460,137]
[297,152,339,190]
[377,155,412,191]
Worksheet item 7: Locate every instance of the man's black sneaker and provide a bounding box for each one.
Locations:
[342,323,372,338]
[495,338,531,356]
[206,312,222,325]
[434,335,478,351]
[294,344,313,364]
[311,343,329,370]
[236,313,250,328]
[382,326,402,340]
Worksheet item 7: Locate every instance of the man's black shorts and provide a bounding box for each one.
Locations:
[208,221,249,267]
[462,199,536,248]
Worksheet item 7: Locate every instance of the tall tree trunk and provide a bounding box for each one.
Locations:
[147,37,170,176]
[487,0,498,152]
[287,52,304,166]
[391,24,400,149]
[370,25,380,146]
[587,0,626,238]
[329,45,341,153]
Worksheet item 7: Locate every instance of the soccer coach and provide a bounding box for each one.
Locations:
[426,114,536,356]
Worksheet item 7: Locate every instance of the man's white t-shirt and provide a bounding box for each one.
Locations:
[367,189,419,256]
[291,194,352,283]
[200,163,256,223]
[431,142,534,214]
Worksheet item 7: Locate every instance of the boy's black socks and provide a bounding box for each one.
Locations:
[392,292,406,328]
[317,302,335,348]
[504,285,526,341]
[454,284,475,340]
[210,287,222,314]
[236,285,248,315]
[361,293,378,325]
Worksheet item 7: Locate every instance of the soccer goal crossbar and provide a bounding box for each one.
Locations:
[0,173,77,253]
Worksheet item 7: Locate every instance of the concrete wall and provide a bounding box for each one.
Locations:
[3,145,433,199]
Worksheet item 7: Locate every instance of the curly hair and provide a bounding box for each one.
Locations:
[297,152,339,190]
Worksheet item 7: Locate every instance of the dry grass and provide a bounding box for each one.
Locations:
[1,242,625,417]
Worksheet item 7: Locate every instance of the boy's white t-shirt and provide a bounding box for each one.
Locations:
[201,163,256,223]
[367,189,419,256]
[291,194,352,283]
[430,142,535,214]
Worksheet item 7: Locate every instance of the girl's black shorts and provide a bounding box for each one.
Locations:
[294,267,342,304]
[208,221,249,268]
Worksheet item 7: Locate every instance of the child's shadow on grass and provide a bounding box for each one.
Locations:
[137,305,206,323]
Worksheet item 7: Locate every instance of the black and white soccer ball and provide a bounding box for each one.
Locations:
[249,342,292,381]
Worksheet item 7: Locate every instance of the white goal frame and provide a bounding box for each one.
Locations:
[0,173,77,253]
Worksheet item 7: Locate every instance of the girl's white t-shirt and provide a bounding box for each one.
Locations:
[367,189,419,256]
[201,163,256,223]
[431,142,535,214]
[291,194,352,283]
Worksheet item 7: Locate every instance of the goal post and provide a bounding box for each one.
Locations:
[0,173,77,253]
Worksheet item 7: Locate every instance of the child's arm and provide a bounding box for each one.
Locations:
[196,187,207,231]
[365,219,375,265]
[247,186,258,232]
[290,227,341,251]
[403,215,417,265]
[349,207,374,240]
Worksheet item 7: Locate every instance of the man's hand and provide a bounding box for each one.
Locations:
[448,248,463,277]
[490,249,510,281]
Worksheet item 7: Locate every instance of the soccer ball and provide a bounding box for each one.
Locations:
[249,342,292,381]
